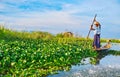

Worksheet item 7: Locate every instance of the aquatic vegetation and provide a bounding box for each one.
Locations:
[0,38,97,77]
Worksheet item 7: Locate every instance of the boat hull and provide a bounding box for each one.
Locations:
[95,48,110,51]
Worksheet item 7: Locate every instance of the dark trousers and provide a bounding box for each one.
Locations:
[93,34,100,48]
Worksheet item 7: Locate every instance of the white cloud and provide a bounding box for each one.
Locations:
[0,0,120,38]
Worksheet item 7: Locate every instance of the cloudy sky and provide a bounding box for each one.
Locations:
[0,0,120,39]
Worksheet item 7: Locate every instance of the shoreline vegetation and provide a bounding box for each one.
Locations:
[0,26,120,42]
[0,26,120,76]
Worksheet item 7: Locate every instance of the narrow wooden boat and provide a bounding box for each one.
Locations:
[95,47,110,51]
[95,41,111,51]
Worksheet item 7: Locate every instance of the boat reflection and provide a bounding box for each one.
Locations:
[90,50,120,65]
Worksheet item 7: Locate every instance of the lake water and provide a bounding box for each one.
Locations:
[48,43,120,77]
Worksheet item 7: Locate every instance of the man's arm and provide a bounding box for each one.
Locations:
[90,25,95,30]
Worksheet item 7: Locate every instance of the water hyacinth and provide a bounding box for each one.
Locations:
[0,38,97,76]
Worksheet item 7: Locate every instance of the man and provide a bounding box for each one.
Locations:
[91,21,101,49]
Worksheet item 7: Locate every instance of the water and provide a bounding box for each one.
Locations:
[111,43,120,51]
[48,43,120,77]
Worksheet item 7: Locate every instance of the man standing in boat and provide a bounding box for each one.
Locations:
[91,20,101,49]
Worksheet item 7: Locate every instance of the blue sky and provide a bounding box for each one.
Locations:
[0,0,120,39]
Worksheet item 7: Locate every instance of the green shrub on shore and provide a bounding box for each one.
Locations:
[0,26,54,40]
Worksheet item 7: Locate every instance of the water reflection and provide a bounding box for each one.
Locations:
[90,51,107,65]
[48,43,120,77]
[90,49,120,65]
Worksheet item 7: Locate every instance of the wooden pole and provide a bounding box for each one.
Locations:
[87,14,97,39]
